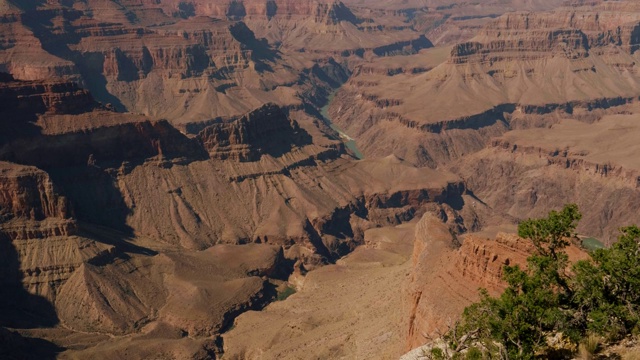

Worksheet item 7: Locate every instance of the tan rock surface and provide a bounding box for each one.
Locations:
[452,111,640,244]
[2,0,640,358]
[223,222,417,360]
[329,1,640,166]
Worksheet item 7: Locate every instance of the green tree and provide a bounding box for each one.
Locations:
[517,203,581,261]
[447,205,583,358]
[442,206,640,359]
[572,226,640,340]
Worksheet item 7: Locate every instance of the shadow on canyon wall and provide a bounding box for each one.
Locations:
[0,238,64,359]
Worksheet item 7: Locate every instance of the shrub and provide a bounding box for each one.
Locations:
[443,205,640,359]
[428,348,445,360]
[464,347,483,360]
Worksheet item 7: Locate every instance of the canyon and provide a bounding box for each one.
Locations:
[1,0,640,358]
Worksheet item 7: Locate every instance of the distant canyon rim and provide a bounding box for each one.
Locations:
[1,0,640,359]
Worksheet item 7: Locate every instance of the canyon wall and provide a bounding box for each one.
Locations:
[0,72,481,357]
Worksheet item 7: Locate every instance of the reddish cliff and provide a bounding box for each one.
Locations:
[0,162,71,222]
[405,214,586,350]
[0,74,95,116]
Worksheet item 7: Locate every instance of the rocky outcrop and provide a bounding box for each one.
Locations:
[1,120,207,169]
[0,219,77,241]
[454,233,532,289]
[0,75,98,145]
[197,104,311,161]
[406,214,470,350]
[0,75,95,116]
[405,213,585,350]
[406,214,532,350]
[0,162,71,221]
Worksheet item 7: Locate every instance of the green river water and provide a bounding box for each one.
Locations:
[319,93,364,160]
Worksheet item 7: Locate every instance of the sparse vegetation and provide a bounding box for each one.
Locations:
[276,285,296,301]
[437,204,640,359]
[578,334,601,360]
[428,347,445,360]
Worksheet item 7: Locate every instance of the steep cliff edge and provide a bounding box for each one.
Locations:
[0,162,70,222]
[198,104,312,161]
[404,214,586,350]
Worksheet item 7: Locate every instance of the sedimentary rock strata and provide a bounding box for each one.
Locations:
[2,0,640,358]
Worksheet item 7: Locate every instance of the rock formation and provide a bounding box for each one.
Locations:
[0,70,476,357]
[325,0,640,243]
[197,104,312,161]
[405,213,587,350]
[2,0,640,358]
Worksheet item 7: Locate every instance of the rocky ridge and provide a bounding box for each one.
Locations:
[0,0,435,124]
[0,73,476,357]
[3,0,640,358]
[197,104,312,161]
[329,1,640,167]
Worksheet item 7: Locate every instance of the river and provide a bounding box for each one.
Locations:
[320,92,364,159]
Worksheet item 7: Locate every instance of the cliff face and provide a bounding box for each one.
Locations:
[450,28,589,64]
[329,0,640,169]
[0,74,100,150]
[404,215,507,350]
[1,120,207,169]
[198,104,312,161]
[404,214,586,350]
[0,72,482,357]
[0,77,95,116]
[0,163,71,222]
